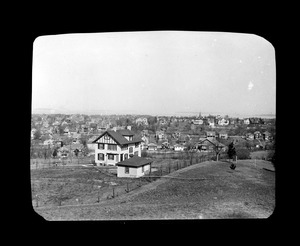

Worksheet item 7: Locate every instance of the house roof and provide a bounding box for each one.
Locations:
[116,129,134,136]
[198,138,225,147]
[116,156,153,167]
[174,144,184,147]
[92,130,142,146]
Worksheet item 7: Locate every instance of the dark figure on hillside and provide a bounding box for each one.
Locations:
[227,141,236,160]
[228,141,237,170]
[230,163,236,170]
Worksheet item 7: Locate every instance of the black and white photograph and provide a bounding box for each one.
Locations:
[31,31,276,220]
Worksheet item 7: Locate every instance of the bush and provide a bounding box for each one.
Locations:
[266,150,275,161]
[236,148,250,160]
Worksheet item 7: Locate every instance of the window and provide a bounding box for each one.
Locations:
[124,154,128,160]
[135,143,139,148]
[125,167,129,174]
[107,144,117,151]
[129,147,133,153]
[134,151,138,156]
[108,154,114,160]
[98,143,104,149]
[121,145,128,150]
[98,153,104,160]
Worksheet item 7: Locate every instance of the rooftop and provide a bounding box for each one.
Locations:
[92,130,142,146]
[116,156,153,167]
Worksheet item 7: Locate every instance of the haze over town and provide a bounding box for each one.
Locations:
[32,31,275,118]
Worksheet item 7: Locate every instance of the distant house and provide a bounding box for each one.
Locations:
[229,118,236,125]
[243,118,250,125]
[206,131,216,140]
[161,141,170,149]
[263,131,272,141]
[71,143,84,155]
[250,118,264,125]
[147,143,158,151]
[135,117,148,126]
[172,131,181,139]
[116,156,153,178]
[218,130,228,140]
[141,142,148,150]
[43,139,54,146]
[158,118,168,125]
[207,117,215,128]
[81,125,89,133]
[192,119,203,125]
[63,127,70,135]
[53,121,60,127]
[253,131,262,139]
[174,144,185,151]
[61,121,69,126]
[197,139,226,152]
[31,128,37,139]
[141,129,149,137]
[141,135,149,144]
[155,130,165,140]
[217,118,230,126]
[58,146,69,158]
[245,132,254,140]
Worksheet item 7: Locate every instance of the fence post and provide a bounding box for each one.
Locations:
[35,194,38,207]
[112,187,115,198]
[97,188,100,202]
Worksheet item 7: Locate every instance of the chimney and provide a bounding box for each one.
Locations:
[127,125,132,131]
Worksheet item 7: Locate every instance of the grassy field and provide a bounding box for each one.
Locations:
[250,150,275,161]
[31,166,153,208]
[34,159,275,220]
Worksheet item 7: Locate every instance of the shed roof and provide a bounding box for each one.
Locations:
[116,156,153,167]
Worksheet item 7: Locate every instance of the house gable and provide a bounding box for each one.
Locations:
[93,132,119,145]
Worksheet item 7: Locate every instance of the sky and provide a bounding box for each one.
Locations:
[32,31,276,117]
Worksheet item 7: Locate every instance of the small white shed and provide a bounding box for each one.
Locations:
[116,156,153,178]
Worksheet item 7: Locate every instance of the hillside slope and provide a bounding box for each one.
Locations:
[35,160,275,220]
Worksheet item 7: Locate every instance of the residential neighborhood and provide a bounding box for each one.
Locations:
[31,32,276,220]
[31,113,276,165]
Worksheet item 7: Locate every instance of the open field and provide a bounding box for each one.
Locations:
[34,159,275,220]
[250,150,275,161]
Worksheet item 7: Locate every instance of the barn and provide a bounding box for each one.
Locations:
[116,156,153,178]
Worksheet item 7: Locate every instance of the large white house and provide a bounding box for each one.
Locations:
[92,129,142,166]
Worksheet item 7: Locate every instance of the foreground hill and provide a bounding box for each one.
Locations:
[35,160,275,220]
